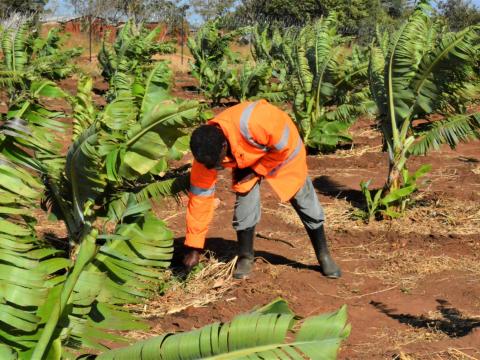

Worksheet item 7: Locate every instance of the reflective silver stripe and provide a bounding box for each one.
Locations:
[239,102,269,152]
[273,125,290,151]
[268,136,303,176]
[190,184,215,196]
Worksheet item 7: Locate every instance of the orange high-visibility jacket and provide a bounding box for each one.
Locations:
[185,100,308,249]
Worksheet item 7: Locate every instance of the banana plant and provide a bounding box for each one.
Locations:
[30,27,82,80]
[188,19,244,70]
[187,20,247,105]
[89,299,350,360]
[369,0,480,193]
[358,164,432,221]
[231,61,285,103]
[277,27,300,75]
[98,20,175,89]
[39,61,200,358]
[192,57,238,105]
[288,14,375,151]
[243,25,292,104]
[0,21,81,87]
[250,24,285,72]
[251,25,275,64]
[0,60,201,359]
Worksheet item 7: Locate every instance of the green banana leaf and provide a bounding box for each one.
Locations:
[92,299,350,360]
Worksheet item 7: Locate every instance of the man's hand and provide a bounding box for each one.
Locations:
[183,247,201,271]
[232,167,258,184]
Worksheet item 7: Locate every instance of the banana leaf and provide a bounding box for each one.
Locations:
[93,299,350,360]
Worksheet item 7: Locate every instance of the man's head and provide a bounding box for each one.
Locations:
[190,125,227,169]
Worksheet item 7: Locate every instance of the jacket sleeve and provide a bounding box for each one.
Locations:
[185,160,217,249]
[249,103,297,177]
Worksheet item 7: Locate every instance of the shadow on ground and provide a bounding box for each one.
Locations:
[313,175,369,208]
[172,236,319,275]
[181,85,200,93]
[371,299,480,337]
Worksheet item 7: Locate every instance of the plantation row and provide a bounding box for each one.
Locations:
[189,2,480,220]
[0,0,478,358]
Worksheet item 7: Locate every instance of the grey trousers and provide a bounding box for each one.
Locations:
[232,177,325,231]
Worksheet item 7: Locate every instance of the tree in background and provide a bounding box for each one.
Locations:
[147,1,190,36]
[69,0,190,27]
[189,0,236,22]
[0,0,46,17]
[69,0,143,23]
[234,0,325,26]
[322,0,391,38]
[0,0,47,25]
[382,0,409,18]
[69,0,128,23]
[438,0,480,31]
[231,0,410,41]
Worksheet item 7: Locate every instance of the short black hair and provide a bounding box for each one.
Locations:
[190,125,226,169]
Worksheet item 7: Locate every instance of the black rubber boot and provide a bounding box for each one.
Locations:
[233,227,255,279]
[306,225,341,279]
